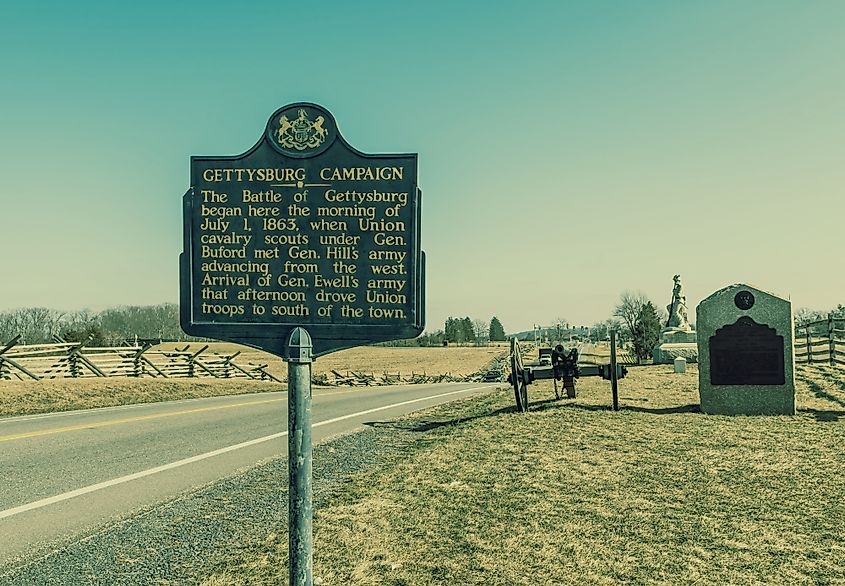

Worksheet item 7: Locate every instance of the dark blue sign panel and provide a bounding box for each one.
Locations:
[180,103,425,357]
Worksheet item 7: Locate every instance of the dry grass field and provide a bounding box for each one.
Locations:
[0,344,506,417]
[311,344,507,378]
[152,341,506,380]
[202,363,845,585]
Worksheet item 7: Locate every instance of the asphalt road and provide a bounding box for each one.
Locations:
[0,382,495,567]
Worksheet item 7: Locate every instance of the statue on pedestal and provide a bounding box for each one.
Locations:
[665,274,691,331]
[653,274,697,364]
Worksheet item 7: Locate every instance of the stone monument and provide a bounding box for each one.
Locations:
[696,283,795,415]
[653,274,698,363]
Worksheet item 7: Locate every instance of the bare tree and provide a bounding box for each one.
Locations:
[590,318,624,342]
[99,303,187,343]
[0,311,13,342]
[656,305,669,329]
[0,303,194,347]
[0,307,65,344]
[794,307,827,328]
[472,319,489,346]
[613,290,650,340]
[550,317,569,343]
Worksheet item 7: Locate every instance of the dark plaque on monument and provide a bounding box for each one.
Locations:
[179,102,425,357]
[709,316,784,385]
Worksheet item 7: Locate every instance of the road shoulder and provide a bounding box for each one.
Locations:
[0,390,499,584]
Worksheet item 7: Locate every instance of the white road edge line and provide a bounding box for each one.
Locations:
[309,385,490,428]
[0,392,286,424]
[0,381,465,424]
[0,385,493,521]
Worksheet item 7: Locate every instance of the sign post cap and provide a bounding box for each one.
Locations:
[286,327,313,363]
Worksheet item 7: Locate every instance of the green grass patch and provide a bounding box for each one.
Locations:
[203,364,845,585]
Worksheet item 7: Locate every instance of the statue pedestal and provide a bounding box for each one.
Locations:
[653,327,698,364]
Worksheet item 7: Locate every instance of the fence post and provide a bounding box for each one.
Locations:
[0,336,21,379]
[806,330,812,364]
[610,329,620,412]
[829,313,835,366]
[133,344,152,377]
[0,336,39,380]
[68,346,81,378]
[224,351,241,379]
[185,345,210,378]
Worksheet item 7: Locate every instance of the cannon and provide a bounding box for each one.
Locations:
[507,331,628,413]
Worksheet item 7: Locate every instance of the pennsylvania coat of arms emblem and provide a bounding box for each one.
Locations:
[276,109,328,151]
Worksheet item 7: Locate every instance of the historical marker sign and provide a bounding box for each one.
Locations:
[696,283,795,415]
[180,102,425,356]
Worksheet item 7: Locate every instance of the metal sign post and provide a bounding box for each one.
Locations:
[610,329,619,412]
[286,327,313,586]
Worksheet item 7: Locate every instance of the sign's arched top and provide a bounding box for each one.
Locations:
[265,102,338,158]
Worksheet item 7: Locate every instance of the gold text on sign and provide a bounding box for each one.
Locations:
[202,168,306,183]
[319,167,404,181]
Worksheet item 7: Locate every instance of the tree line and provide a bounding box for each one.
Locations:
[795,305,845,327]
[442,316,506,345]
[1,304,510,350]
[403,316,506,347]
[0,304,193,346]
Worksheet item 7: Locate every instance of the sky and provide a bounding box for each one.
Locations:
[1,0,843,334]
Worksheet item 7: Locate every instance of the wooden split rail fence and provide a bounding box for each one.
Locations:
[313,370,481,387]
[794,315,845,367]
[313,351,511,387]
[0,336,282,382]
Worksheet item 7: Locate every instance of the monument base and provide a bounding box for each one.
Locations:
[661,328,697,344]
[652,328,698,364]
[653,342,698,364]
[699,386,796,416]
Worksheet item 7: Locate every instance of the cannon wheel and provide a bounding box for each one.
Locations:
[510,338,528,412]
[553,377,562,400]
